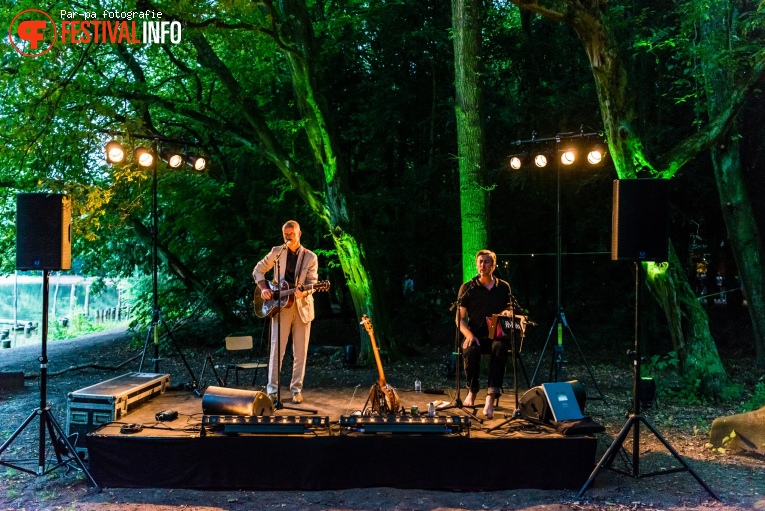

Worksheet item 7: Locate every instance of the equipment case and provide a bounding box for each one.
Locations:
[66,372,170,453]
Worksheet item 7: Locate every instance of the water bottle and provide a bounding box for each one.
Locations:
[414,378,422,392]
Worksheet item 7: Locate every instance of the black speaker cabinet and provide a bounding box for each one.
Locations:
[16,193,72,270]
[611,179,669,262]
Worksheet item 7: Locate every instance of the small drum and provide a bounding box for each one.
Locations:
[201,386,274,416]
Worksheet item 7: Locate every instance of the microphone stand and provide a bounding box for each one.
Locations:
[271,243,317,414]
[487,296,525,432]
[438,280,482,423]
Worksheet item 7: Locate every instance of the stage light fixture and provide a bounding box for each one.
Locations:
[185,154,206,171]
[561,150,576,165]
[160,148,183,168]
[534,153,548,168]
[509,154,528,170]
[105,140,125,164]
[587,144,606,165]
[134,147,154,167]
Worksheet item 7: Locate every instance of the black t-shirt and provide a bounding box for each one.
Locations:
[458,276,512,339]
[284,248,299,284]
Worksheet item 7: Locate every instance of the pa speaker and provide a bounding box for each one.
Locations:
[16,193,72,270]
[611,179,669,262]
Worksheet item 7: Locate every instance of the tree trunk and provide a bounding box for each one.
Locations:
[700,0,765,369]
[452,0,489,281]
[644,245,728,399]
[274,0,399,361]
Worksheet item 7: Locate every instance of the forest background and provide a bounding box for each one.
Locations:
[1,0,764,406]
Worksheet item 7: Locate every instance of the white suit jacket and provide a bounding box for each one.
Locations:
[253,245,319,323]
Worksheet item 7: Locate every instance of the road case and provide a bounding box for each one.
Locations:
[66,372,170,454]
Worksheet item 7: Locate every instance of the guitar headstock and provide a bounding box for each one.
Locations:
[314,280,331,292]
[360,314,374,335]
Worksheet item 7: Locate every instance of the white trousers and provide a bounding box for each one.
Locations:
[266,304,311,396]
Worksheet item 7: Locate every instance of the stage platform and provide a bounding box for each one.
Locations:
[84,386,597,491]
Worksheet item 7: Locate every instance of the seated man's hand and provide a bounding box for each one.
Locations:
[462,336,478,350]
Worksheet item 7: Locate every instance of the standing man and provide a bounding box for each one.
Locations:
[254,220,318,404]
[457,249,514,419]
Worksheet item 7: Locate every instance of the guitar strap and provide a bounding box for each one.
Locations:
[294,246,306,288]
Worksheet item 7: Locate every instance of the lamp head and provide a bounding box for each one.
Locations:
[185,154,207,171]
[160,148,183,168]
[587,143,606,165]
[134,147,154,168]
[105,140,125,164]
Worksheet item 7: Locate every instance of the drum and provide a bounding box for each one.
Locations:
[201,386,274,416]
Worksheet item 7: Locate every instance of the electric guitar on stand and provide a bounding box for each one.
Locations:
[253,280,330,318]
[360,314,401,415]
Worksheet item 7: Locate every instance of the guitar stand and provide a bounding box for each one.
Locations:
[362,383,401,416]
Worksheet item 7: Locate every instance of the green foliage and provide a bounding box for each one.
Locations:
[740,382,765,413]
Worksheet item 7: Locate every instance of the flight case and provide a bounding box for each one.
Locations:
[66,372,170,454]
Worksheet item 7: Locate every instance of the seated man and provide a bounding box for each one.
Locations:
[457,249,518,419]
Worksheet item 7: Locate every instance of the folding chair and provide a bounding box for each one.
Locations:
[223,336,267,387]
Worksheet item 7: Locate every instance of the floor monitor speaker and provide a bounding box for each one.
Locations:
[611,179,669,262]
[16,193,72,270]
[520,382,585,423]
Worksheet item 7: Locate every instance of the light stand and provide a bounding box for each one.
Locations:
[0,270,100,490]
[134,139,199,392]
[519,131,604,402]
[577,263,718,500]
[438,284,482,423]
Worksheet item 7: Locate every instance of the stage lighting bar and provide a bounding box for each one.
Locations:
[507,130,607,171]
[339,414,470,434]
[202,414,330,434]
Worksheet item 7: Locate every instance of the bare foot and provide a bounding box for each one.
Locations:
[463,392,476,407]
[483,395,494,419]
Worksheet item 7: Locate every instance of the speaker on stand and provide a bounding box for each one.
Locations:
[1,194,99,490]
[578,179,718,500]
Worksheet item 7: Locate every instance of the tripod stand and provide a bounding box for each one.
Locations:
[438,283,482,423]
[0,270,100,490]
[530,134,604,402]
[576,263,718,500]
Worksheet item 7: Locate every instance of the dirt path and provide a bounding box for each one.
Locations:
[0,328,763,511]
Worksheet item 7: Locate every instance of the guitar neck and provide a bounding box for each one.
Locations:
[369,332,387,387]
[272,282,319,297]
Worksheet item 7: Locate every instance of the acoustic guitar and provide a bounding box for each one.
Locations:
[253,280,330,318]
[360,314,401,415]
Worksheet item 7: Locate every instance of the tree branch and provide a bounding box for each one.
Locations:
[659,55,765,178]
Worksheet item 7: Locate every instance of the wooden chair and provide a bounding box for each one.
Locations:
[223,336,267,387]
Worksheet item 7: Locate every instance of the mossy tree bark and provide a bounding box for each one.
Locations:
[453,0,490,281]
[700,0,765,369]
